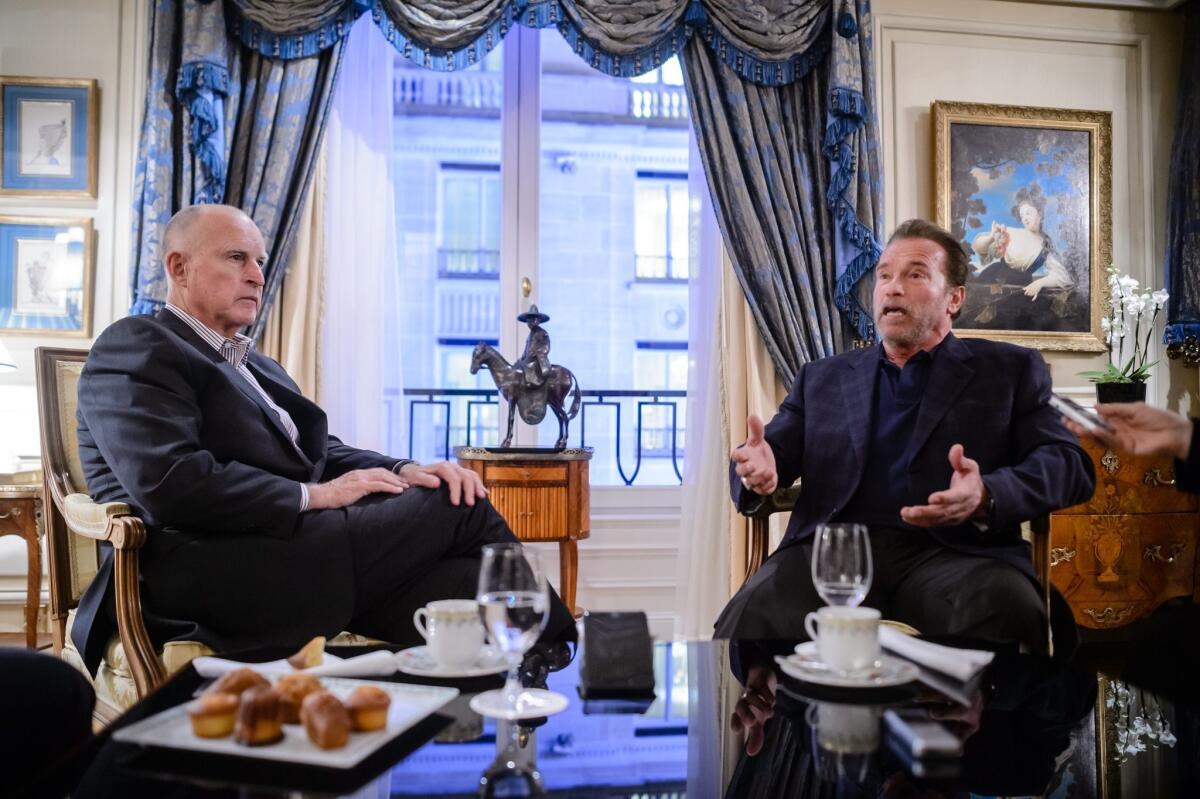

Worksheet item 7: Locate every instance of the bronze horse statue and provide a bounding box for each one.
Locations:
[470,342,580,449]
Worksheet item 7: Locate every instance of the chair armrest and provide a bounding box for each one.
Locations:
[62,494,138,543]
[747,483,803,519]
[61,493,161,693]
[741,483,804,586]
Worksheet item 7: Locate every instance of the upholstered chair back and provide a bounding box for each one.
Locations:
[35,349,100,616]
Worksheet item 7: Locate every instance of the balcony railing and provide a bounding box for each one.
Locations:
[394,68,689,125]
[438,248,501,278]
[387,388,686,486]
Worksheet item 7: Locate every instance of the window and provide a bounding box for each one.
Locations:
[392,35,704,485]
[438,164,501,279]
[635,172,690,281]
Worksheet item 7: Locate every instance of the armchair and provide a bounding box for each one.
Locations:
[35,347,379,722]
[36,347,170,720]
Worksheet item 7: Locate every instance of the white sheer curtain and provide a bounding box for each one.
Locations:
[319,17,400,453]
[674,156,729,639]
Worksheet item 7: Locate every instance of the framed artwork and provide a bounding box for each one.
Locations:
[0,76,99,199]
[0,215,94,337]
[933,101,1111,352]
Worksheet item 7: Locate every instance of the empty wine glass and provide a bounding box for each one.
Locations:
[476,543,550,715]
[811,523,872,607]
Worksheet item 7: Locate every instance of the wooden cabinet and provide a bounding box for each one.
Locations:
[454,447,591,614]
[1050,440,1199,629]
[0,485,43,648]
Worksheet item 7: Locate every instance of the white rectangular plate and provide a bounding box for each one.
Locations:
[113,678,458,769]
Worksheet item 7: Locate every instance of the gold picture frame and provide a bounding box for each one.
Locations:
[0,215,95,337]
[933,101,1111,352]
[0,76,99,199]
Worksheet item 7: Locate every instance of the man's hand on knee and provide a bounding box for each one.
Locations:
[307,468,409,510]
[398,461,488,507]
[900,443,987,528]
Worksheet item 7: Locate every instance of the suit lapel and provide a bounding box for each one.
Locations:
[838,346,878,473]
[248,358,327,468]
[156,310,315,469]
[906,333,975,465]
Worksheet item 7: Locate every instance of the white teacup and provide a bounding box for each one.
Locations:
[803,606,880,672]
[806,701,882,753]
[413,599,486,669]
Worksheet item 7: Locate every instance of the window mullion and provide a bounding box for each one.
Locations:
[499,25,541,446]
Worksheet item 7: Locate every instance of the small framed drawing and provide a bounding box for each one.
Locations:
[933,101,1111,352]
[0,76,99,199]
[0,215,94,337]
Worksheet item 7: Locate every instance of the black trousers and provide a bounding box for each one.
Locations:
[342,485,576,648]
[715,529,1047,651]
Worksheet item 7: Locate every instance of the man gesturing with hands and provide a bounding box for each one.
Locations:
[73,204,574,677]
[716,220,1095,651]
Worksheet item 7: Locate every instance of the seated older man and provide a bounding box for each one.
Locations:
[719,219,1096,651]
[71,204,573,675]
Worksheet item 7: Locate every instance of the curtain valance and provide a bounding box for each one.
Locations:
[226,0,844,87]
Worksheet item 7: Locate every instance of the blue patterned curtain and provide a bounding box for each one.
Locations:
[1164,3,1200,363]
[128,0,344,327]
[684,2,880,382]
[131,0,882,347]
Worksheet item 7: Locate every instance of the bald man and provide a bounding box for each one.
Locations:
[72,205,573,675]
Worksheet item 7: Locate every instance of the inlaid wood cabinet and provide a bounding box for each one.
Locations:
[454,447,591,615]
[1050,440,1199,629]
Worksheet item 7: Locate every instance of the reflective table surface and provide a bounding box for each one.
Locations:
[66,631,1199,798]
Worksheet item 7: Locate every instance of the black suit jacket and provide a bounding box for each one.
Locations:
[73,310,400,674]
[730,333,1096,579]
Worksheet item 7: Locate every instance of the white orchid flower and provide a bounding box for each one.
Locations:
[1152,288,1170,309]
[1124,294,1147,317]
[1118,275,1140,295]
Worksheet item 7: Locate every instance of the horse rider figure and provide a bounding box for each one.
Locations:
[470,304,581,449]
[518,307,552,390]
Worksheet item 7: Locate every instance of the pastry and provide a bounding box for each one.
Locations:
[206,667,269,697]
[300,690,351,750]
[344,684,391,732]
[186,692,238,738]
[234,686,285,746]
[287,635,326,670]
[275,672,323,724]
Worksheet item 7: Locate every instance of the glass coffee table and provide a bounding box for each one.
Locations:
[68,636,1198,798]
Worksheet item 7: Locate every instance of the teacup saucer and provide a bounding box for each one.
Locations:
[395,645,508,678]
[775,642,919,689]
[469,688,569,720]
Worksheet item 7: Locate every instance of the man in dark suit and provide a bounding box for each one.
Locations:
[717,219,1096,650]
[73,204,573,675]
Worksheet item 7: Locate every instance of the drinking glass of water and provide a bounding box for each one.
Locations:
[476,543,550,714]
[811,523,872,607]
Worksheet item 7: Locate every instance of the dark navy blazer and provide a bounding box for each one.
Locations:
[730,333,1096,580]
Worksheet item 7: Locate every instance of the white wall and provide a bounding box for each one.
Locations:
[874,0,1186,408]
[0,0,146,628]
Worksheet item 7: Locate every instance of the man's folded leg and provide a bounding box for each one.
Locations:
[344,486,575,646]
[718,543,854,640]
[890,548,1047,651]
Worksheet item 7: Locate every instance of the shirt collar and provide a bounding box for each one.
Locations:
[165,303,254,369]
[877,337,946,370]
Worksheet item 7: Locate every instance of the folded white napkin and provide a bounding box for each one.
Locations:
[192,650,399,680]
[879,626,994,683]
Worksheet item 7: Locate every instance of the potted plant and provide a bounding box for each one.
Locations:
[1079,266,1168,403]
